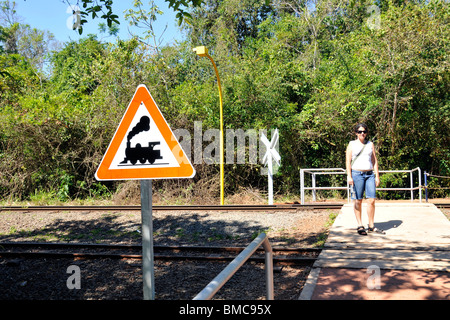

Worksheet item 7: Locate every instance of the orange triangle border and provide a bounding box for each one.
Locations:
[95,84,195,181]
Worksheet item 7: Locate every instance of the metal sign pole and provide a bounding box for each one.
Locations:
[267,152,273,205]
[140,179,155,300]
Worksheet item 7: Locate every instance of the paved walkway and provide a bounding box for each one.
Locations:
[299,203,450,300]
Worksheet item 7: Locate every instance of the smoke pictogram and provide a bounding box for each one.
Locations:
[128,116,150,141]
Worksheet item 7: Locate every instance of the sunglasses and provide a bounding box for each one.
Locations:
[357,130,367,134]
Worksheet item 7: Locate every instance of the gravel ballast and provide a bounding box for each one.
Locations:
[0,207,336,300]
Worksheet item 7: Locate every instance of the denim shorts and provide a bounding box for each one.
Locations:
[351,170,376,200]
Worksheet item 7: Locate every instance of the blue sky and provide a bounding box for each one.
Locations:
[13,0,185,46]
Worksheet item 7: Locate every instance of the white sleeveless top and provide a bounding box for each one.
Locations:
[350,140,374,171]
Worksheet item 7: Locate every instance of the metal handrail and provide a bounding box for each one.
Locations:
[300,167,423,204]
[376,168,422,202]
[300,168,347,204]
[193,233,274,300]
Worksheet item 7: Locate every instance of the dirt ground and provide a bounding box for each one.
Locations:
[1,198,448,300]
[0,207,336,300]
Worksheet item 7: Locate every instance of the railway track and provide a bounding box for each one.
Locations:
[2,202,447,213]
[0,203,343,212]
[434,203,450,209]
[0,241,320,264]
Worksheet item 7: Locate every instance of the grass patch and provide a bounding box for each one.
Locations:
[314,210,338,248]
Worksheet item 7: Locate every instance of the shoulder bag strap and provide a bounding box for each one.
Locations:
[351,141,368,166]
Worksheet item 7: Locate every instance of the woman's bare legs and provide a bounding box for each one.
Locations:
[367,198,375,228]
[354,199,363,226]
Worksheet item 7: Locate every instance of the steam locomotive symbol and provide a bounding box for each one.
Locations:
[120,115,163,165]
[120,141,162,165]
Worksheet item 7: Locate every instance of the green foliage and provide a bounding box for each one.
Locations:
[0,0,449,201]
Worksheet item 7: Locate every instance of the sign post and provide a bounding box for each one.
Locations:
[95,85,195,299]
[140,179,154,300]
[261,129,280,205]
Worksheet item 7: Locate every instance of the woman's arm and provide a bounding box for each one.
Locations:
[371,144,380,187]
[346,143,353,185]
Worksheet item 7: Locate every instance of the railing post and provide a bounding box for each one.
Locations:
[300,169,305,205]
[262,238,274,300]
[410,170,414,201]
[418,167,422,203]
[193,233,274,300]
[312,173,316,202]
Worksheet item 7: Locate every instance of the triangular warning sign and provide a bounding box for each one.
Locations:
[95,84,195,180]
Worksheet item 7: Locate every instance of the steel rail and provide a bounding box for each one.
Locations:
[434,203,450,209]
[0,251,317,264]
[0,241,321,254]
[0,203,344,212]
[2,203,447,212]
[0,241,320,253]
[0,241,320,264]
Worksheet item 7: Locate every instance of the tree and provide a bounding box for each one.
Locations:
[0,1,59,73]
[186,0,274,55]
[295,0,449,188]
[124,0,168,53]
[61,0,205,34]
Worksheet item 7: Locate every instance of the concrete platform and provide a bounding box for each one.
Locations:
[299,203,450,300]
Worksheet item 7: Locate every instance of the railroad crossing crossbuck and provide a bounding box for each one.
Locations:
[261,129,280,205]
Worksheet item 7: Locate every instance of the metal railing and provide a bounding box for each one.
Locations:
[300,168,348,205]
[377,167,422,202]
[300,167,423,204]
[424,171,450,202]
[193,233,274,300]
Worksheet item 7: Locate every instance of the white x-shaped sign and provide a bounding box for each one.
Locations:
[261,129,280,168]
[261,129,280,205]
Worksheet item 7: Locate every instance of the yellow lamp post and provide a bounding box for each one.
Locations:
[193,46,224,205]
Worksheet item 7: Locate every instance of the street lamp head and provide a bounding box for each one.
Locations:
[193,46,208,57]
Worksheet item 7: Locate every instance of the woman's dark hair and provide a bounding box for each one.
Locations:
[354,123,368,133]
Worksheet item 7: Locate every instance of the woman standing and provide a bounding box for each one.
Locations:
[346,123,385,235]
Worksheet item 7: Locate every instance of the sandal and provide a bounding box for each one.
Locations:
[357,226,367,235]
[368,226,385,234]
